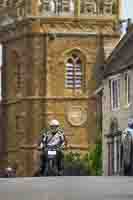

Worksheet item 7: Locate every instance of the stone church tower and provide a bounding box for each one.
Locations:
[0,0,121,176]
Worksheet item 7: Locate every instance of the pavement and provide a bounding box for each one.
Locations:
[0,176,133,200]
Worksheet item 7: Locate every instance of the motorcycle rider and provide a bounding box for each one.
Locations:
[38,119,66,175]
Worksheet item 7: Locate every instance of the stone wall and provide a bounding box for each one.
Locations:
[0,5,120,175]
[103,69,133,175]
[0,65,1,159]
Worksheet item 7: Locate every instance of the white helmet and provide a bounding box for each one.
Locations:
[49,119,59,127]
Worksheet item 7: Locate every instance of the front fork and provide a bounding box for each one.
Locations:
[44,158,57,176]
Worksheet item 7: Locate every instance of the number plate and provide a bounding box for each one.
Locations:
[48,150,56,156]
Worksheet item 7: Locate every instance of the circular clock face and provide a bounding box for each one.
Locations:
[67,106,87,126]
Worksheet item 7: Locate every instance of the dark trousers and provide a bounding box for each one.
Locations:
[56,150,64,171]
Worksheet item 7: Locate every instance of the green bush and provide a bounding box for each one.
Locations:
[64,151,91,175]
[64,135,102,176]
[89,132,102,176]
[89,142,102,175]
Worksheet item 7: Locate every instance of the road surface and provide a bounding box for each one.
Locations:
[0,176,133,200]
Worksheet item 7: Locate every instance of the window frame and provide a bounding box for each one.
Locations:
[124,72,131,106]
[110,76,120,111]
[65,52,84,89]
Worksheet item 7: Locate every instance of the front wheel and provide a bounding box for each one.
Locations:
[44,159,58,176]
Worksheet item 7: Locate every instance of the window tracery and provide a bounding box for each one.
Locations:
[0,0,118,18]
[65,51,84,89]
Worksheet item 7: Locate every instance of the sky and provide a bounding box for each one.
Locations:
[123,1,133,20]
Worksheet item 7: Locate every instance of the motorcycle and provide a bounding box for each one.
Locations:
[43,144,62,176]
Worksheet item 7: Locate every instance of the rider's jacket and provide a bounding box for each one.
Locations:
[39,129,65,149]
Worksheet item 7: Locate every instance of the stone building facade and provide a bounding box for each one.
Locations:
[102,25,133,175]
[0,0,120,176]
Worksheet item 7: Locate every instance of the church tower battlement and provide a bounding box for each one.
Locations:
[0,0,121,176]
[0,0,120,23]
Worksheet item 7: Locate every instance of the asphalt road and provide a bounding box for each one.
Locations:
[0,176,133,200]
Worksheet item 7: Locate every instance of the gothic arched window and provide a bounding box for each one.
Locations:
[65,51,84,89]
